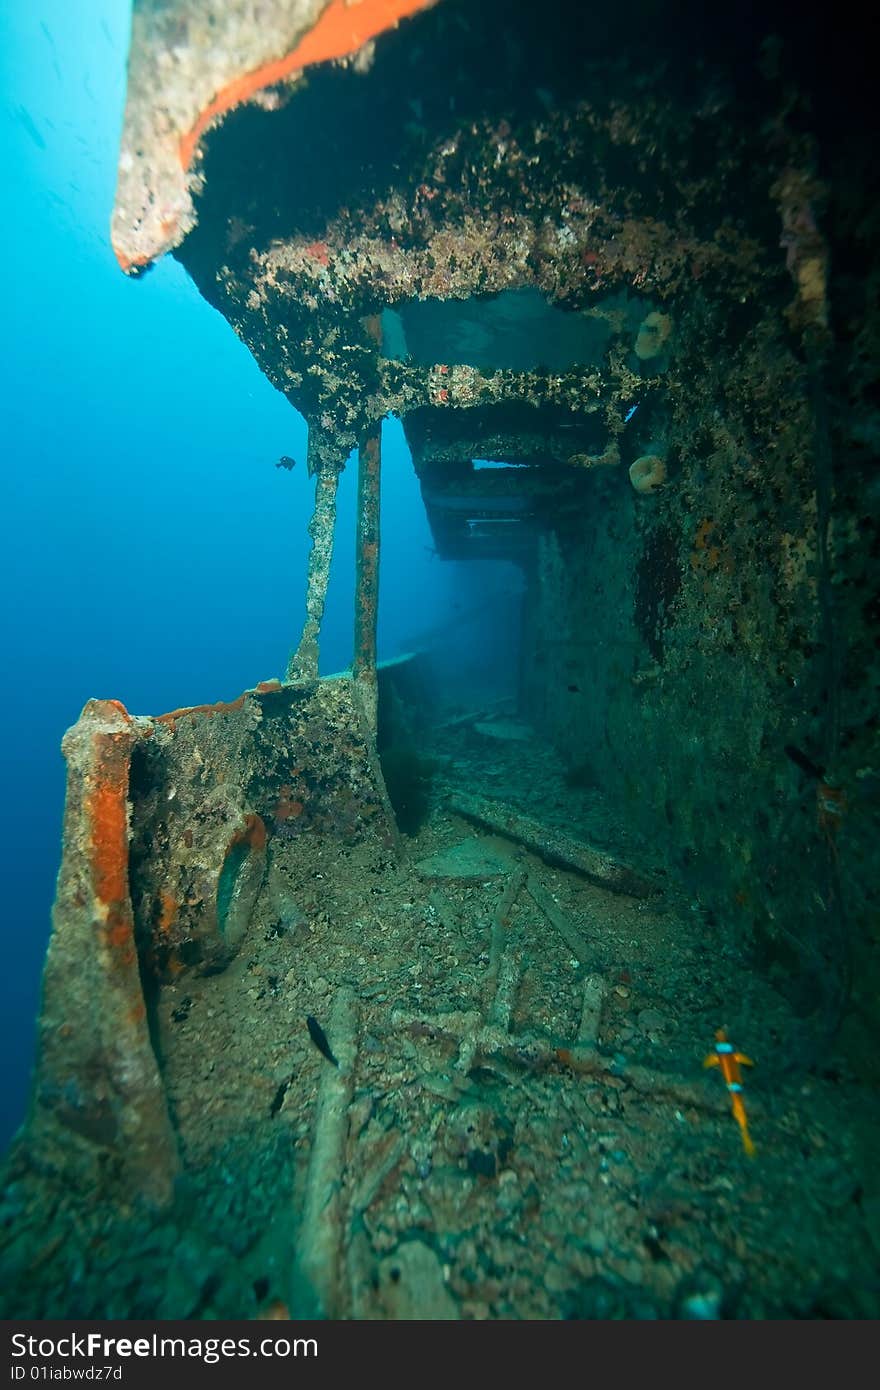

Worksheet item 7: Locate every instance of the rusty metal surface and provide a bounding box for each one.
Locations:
[18,678,395,1215]
[143,0,758,517]
[27,700,179,1208]
[111,0,436,272]
[131,677,396,976]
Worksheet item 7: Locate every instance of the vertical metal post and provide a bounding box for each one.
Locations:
[287,428,342,683]
[352,423,382,729]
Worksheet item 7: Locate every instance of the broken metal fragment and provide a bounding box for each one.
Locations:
[448,790,657,897]
[290,985,358,1317]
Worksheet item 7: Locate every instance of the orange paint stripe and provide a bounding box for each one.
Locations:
[179,0,435,169]
[155,692,250,726]
[87,773,129,906]
[154,680,283,728]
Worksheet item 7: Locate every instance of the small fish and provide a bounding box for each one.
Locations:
[624,403,639,423]
[704,1028,755,1156]
[276,455,297,471]
[306,1015,338,1067]
[269,1075,291,1116]
[567,683,581,693]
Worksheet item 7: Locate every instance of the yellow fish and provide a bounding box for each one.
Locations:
[704,1028,755,1156]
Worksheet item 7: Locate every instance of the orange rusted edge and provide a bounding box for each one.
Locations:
[179,0,436,170]
[85,732,137,966]
[154,680,283,728]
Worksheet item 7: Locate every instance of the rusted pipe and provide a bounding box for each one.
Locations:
[287,428,343,682]
[352,426,382,727]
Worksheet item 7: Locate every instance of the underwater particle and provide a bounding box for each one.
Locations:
[634,310,672,360]
[629,455,667,494]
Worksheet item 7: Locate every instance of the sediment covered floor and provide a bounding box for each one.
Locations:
[2,716,878,1319]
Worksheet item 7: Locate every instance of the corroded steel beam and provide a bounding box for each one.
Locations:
[449,790,658,898]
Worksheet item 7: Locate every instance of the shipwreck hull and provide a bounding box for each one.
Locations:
[23,678,395,1204]
[3,0,879,1321]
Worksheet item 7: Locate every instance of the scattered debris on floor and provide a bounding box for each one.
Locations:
[2,702,877,1319]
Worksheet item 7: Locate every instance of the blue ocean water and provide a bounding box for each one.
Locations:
[0,0,460,1147]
